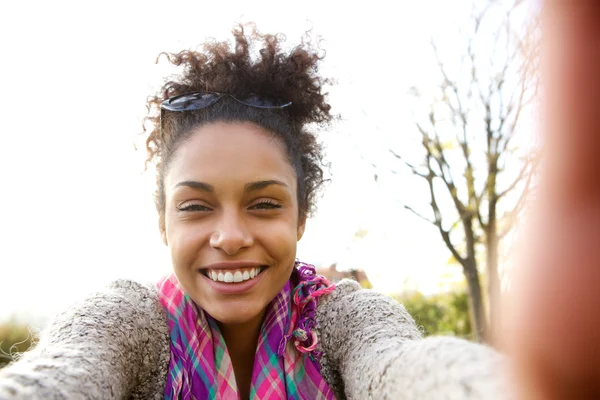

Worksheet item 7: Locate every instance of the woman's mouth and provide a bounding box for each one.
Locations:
[200,266,266,283]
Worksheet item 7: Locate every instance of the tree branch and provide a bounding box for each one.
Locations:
[389,149,430,179]
[498,157,538,239]
[475,190,487,229]
[499,18,540,155]
[430,43,475,216]
[424,131,468,216]
[404,205,436,226]
[423,157,466,265]
[497,155,537,199]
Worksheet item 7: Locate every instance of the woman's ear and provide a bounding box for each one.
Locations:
[297,215,306,241]
[159,215,168,246]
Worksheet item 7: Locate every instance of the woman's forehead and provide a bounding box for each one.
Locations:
[166,122,296,190]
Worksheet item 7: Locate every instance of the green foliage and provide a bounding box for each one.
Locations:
[395,290,473,340]
[359,279,373,290]
[0,321,38,369]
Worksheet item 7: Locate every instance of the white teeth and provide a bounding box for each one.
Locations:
[205,266,265,283]
[233,271,243,283]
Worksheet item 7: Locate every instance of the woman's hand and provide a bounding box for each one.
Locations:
[506,1,600,398]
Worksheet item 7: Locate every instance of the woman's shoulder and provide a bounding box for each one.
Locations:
[100,278,162,308]
[56,279,165,327]
[49,278,170,377]
[314,279,422,398]
[0,279,169,399]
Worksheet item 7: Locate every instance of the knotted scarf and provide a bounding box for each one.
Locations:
[157,261,336,399]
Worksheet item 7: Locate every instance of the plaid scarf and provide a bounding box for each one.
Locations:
[157,261,337,400]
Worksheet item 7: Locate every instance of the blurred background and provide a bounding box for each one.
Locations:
[0,0,539,366]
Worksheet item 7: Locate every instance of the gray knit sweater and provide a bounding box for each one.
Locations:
[0,279,509,399]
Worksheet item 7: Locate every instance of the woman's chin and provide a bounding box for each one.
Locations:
[202,301,266,326]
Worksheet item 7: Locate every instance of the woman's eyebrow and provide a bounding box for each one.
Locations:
[245,180,288,192]
[173,180,214,192]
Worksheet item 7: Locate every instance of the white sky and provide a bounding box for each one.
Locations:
[0,0,491,324]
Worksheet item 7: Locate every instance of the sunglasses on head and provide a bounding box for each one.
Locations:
[159,91,292,135]
[160,91,292,112]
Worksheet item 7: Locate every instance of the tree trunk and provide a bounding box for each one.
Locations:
[463,216,488,342]
[463,258,487,342]
[487,159,501,343]
[486,200,501,343]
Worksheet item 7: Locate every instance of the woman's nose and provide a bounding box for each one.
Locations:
[209,211,253,255]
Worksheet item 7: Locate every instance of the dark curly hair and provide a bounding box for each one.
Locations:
[143,24,333,230]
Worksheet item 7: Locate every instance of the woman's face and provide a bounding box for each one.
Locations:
[163,122,305,325]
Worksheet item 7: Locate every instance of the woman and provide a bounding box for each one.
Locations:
[0,26,509,400]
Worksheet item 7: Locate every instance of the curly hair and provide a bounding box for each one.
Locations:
[143,24,333,228]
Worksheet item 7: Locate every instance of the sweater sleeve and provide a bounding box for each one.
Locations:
[315,279,512,400]
[0,280,170,400]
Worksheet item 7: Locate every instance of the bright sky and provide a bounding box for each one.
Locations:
[0,0,489,324]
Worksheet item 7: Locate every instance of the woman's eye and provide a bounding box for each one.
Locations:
[251,201,282,210]
[177,203,211,212]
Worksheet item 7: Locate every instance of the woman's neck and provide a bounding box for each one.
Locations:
[219,309,266,400]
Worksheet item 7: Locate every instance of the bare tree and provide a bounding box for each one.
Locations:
[388,1,539,342]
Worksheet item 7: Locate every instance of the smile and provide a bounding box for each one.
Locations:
[201,266,265,283]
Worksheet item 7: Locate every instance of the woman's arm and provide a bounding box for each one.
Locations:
[316,280,510,400]
[0,280,169,400]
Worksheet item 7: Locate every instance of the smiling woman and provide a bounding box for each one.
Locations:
[165,123,303,327]
[0,24,509,400]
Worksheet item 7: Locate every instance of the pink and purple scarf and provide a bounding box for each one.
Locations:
[157,261,337,399]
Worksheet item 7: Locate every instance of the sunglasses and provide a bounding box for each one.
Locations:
[160,91,292,112]
[159,91,292,135]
